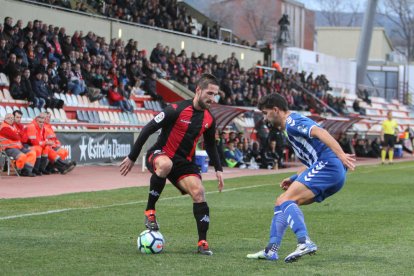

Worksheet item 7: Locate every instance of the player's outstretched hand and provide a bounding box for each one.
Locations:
[280,177,293,190]
[340,153,356,171]
[120,157,134,176]
[216,171,224,192]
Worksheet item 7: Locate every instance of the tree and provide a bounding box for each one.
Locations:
[241,1,275,42]
[317,0,362,26]
[379,0,414,62]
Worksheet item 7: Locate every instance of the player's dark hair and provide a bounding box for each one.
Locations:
[13,110,23,116]
[196,73,219,90]
[257,93,288,111]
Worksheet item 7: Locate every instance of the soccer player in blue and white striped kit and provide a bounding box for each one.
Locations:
[247,93,356,263]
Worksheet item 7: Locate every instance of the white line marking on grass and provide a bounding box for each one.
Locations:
[353,164,414,174]
[0,183,274,221]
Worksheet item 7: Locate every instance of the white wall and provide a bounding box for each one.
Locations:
[0,0,262,68]
[282,47,357,94]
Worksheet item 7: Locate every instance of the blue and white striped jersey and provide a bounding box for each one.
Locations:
[285,112,337,167]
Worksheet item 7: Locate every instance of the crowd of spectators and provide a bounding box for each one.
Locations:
[1,15,348,117]
[32,0,251,46]
[215,128,288,170]
[1,15,363,172]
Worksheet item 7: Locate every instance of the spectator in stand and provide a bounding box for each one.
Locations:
[224,139,246,168]
[131,77,145,96]
[215,130,227,167]
[150,43,164,64]
[262,140,280,169]
[0,113,37,176]
[31,70,63,109]
[57,61,70,93]
[68,63,86,95]
[358,88,372,106]
[352,98,366,115]
[370,137,381,158]
[354,138,370,157]
[50,35,63,62]
[245,141,262,168]
[267,125,286,168]
[13,39,28,67]
[0,39,9,71]
[338,133,354,155]
[61,35,73,59]
[4,53,19,80]
[143,71,163,101]
[271,60,282,72]
[21,68,43,108]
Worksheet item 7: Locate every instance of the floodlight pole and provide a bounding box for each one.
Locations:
[356,0,378,92]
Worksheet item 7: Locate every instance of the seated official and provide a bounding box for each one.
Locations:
[0,113,36,176]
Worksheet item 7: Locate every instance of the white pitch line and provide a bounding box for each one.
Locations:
[0,183,275,221]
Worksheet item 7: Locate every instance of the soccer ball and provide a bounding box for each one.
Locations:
[137,230,165,254]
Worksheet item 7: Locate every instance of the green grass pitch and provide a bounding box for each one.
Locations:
[1,162,414,275]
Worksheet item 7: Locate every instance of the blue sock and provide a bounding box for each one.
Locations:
[268,206,288,248]
[281,200,308,244]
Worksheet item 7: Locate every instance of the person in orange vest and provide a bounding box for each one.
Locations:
[0,113,36,177]
[256,60,264,78]
[26,113,75,175]
[13,110,43,173]
[43,111,76,173]
[271,60,282,72]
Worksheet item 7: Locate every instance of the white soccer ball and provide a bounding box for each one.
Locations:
[137,230,165,254]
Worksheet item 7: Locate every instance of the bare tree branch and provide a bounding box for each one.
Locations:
[379,0,414,61]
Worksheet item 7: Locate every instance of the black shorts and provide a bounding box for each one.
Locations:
[146,149,201,195]
[382,134,396,148]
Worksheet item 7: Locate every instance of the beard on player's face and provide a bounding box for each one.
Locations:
[197,90,214,110]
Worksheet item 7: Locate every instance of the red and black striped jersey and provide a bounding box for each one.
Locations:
[128,100,223,172]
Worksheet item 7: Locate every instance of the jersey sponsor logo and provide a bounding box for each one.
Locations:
[154,112,165,123]
[180,119,191,124]
[200,215,210,222]
[304,161,327,181]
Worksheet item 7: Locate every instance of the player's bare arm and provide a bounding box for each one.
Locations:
[216,171,224,192]
[310,127,356,171]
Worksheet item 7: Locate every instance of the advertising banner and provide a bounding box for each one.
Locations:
[56,132,134,164]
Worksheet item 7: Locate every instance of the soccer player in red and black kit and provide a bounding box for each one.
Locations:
[120,73,224,255]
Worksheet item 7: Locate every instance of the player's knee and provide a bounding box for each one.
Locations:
[275,195,286,206]
[189,184,205,202]
[155,159,173,177]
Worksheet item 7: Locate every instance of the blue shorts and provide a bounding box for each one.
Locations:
[296,158,346,202]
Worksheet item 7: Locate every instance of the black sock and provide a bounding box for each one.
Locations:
[146,174,166,210]
[193,202,209,241]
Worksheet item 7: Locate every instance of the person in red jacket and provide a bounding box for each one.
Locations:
[25,113,75,175]
[0,113,36,176]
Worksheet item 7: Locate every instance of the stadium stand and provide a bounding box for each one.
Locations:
[31,0,250,46]
[1,9,413,168]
